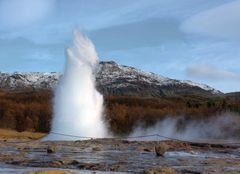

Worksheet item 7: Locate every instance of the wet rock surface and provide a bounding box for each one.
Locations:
[0,139,240,173]
[154,142,169,157]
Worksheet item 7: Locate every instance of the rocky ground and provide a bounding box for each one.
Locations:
[0,137,240,174]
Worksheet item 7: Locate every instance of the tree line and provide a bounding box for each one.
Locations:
[0,90,239,135]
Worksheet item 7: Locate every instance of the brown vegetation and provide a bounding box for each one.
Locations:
[0,90,239,135]
[0,90,52,133]
[104,95,240,135]
[0,129,45,140]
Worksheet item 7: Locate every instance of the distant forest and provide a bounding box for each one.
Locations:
[0,90,239,135]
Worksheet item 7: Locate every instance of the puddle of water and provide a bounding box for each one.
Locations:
[165,150,240,159]
[0,163,130,174]
[224,166,240,172]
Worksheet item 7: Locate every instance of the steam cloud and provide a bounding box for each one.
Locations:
[45,30,106,140]
[130,112,240,141]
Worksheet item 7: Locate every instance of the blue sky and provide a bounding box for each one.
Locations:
[0,0,239,92]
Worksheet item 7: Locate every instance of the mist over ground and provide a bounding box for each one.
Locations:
[130,112,240,141]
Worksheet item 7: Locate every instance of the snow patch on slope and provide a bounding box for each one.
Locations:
[0,61,222,94]
[0,72,60,90]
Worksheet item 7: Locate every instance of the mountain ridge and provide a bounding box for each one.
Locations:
[0,61,222,97]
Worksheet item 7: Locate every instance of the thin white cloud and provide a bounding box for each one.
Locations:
[186,64,240,81]
[0,0,56,29]
[181,0,240,41]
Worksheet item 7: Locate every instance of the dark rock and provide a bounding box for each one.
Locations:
[138,146,152,153]
[47,146,55,154]
[180,169,202,174]
[143,167,179,174]
[92,147,101,151]
[155,142,169,157]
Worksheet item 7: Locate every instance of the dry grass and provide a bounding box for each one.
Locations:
[0,129,46,140]
[144,167,180,174]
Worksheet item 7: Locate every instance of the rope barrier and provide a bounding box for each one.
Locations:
[0,131,240,145]
[49,131,240,145]
[50,131,189,141]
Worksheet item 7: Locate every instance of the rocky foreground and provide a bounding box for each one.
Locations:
[0,138,240,174]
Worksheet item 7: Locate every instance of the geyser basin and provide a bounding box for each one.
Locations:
[45,30,106,140]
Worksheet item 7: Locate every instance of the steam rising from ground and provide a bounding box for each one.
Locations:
[46,30,106,140]
[131,112,240,141]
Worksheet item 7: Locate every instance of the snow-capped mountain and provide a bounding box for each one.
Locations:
[0,61,221,96]
[0,72,60,90]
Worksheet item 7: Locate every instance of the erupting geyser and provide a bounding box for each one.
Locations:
[45,29,106,140]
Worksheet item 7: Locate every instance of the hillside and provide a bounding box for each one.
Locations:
[0,61,221,97]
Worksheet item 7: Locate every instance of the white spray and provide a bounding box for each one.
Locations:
[45,30,106,140]
[130,112,240,141]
